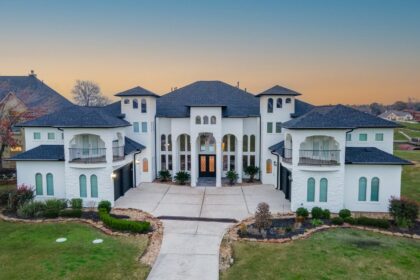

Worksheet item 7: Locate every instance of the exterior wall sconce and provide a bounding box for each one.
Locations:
[111,172,117,179]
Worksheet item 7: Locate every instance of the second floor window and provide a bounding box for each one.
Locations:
[48,132,55,140]
[133,99,138,109]
[133,122,139,133]
[375,133,384,141]
[276,122,282,133]
[276,98,282,108]
[267,122,273,133]
[267,98,273,113]
[141,99,147,113]
[346,133,351,141]
[34,132,41,140]
[359,133,368,141]
[141,122,147,133]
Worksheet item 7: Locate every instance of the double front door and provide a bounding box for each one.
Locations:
[199,154,216,177]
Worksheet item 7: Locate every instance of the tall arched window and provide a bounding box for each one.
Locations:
[371,177,379,201]
[267,98,273,113]
[320,178,328,202]
[203,116,209,124]
[35,173,43,195]
[276,98,282,108]
[168,134,172,152]
[250,135,256,152]
[211,116,216,124]
[243,135,248,152]
[79,175,87,198]
[91,175,98,198]
[133,99,138,109]
[286,98,291,103]
[266,159,272,173]
[161,134,166,151]
[358,177,367,201]
[195,116,201,124]
[143,158,149,172]
[46,173,54,196]
[141,98,147,113]
[307,178,315,202]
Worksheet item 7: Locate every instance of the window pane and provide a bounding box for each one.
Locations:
[180,155,186,170]
[203,116,209,124]
[180,135,185,151]
[46,173,54,196]
[266,159,272,173]
[371,177,379,201]
[195,116,201,124]
[359,133,367,141]
[276,122,282,133]
[161,155,167,170]
[187,136,191,151]
[34,132,41,140]
[211,116,216,124]
[307,178,315,202]
[142,122,147,132]
[35,173,43,195]
[143,159,149,172]
[286,98,291,103]
[250,135,255,152]
[223,155,228,171]
[243,155,248,170]
[267,122,273,133]
[91,175,98,198]
[133,122,139,133]
[243,135,248,152]
[267,98,273,113]
[168,135,172,151]
[320,178,328,202]
[358,177,367,201]
[229,155,235,171]
[230,135,235,152]
[79,175,87,198]
[168,155,173,171]
[124,99,129,104]
[161,135,166,151]
[346,133,351,141]
[48,133,55,140]
[375,133,384,141]
[133,99,138,109]
[276,98,282,108]
[141,99,147,113]
[250,155,255,166]
[222,135,228,152]
[200,135,206,152]
[187,155,191,170]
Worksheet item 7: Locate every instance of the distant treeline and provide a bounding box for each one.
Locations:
[349,99,420,116]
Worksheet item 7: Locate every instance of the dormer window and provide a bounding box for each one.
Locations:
[286,98,291,103]
[133,99,138,109]
[267,98,273,113]
[141,98,147,113]
[124,99,130,104]
[276,98,282,108]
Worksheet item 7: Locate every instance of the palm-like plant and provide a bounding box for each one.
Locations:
[174,171,190,185]
[158,170,171,182]
[226,170,238,186]
[244,165,259,182]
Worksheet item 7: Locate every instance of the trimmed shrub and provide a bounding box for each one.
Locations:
[338,209,351,219]
[44,199,67,211]
[322,209,331,219]
[354,216,390,229]
[98,200,112,214]
[174,171,190,185]
[244,166,259,182]
[331,217,344,225]
[99,210,150,233]
[311,207,323,219]
[389,197,419,228]
[311,218,323,227]
[59,209,83,218]
[16,201,46,218]
[296,207,309,218]
[7,184,35,211]
[158,170,171,182]
[226,170,239,185]
[343,216,356,225]
[43,209,59,219]
[70,198,83,209]
[255,202,272,232]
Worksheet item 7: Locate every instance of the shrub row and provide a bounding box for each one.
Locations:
[16,198,83,219]
[99,210,150,233]
[344,216,390,229]
[296,207,330,219]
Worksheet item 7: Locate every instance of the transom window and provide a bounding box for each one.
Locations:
[200,133,216,153]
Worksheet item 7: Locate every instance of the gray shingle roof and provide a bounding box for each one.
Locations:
[269,141,284,155]
[114,86,159,98]
[124,137,145,155]
[345,147,412,165]
[292,99,315,118]
[16,105,131,128]
[256,85,302,97]
[9,145,64,161]
[283,104,400,129]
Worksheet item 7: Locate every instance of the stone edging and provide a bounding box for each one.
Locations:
[0,207,163,267]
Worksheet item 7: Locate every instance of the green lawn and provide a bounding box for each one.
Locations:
[0,220,150,280]
[221,229,420,280]
[395,150,420,162]
[395,122,420,141]
[394,150,420,203]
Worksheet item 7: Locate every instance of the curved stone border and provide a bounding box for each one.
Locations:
[0,207,163,267]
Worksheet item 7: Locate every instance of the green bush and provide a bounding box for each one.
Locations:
[296,207,309,218]
[311,218,323,227]
[343,216,356,225]
[99,210,150,233]
[389,197,419,228]
[98,200,112,213]
[311,207,323,219]
[7,184,35,211]
[174,171,190,185]
[158,170,172,182]
[70,198,83,209]
[226,170,239,185]
[322,209,331,219]
[354,216,390,229]
[331,217,344,225]
[338,209,351,219]
[44,199,67,211]
[59,209,83,218]
[244,166,259,182]
[16,201,46,218]
[43,209,59,219]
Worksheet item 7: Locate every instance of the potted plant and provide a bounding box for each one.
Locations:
[174,171,190,185]
[226,170,238,186]
[244,165,259,182]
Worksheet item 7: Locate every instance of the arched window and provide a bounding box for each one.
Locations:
[266,159,272,174]
[371,177,379,201]
[358,177,367,201]
[35,173,43,195]
[250,135,256,152]
[267,98,273,113]
[195,116,201,124]
[211,116,216,124]
[168,134,172,152]
[91,175,98,198]
[141,98,147,113]
[124,99,130,104]
[203,116,209,124]
[276,98,282,108]
[243,135,248,152]
[46,173,54,196]
[143,158,149,172]
[285,98,291,103]
[161,134,166,151]
[320,178,328,202]
[307,178,315,202]
[79,175,87,198]
[133,99,138,109]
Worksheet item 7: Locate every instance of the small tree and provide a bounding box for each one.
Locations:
[71,80,110,107]
[159,170,171,182]
[244,166,259,182]
[174,171,190,185]
[389,196,419,228]
[226,170,238,185]
[254,202,272,233]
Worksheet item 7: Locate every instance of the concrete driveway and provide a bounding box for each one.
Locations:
[115,183,290,280]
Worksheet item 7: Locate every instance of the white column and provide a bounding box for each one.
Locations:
[190,135,197,187]
[171,135,178,182]
[216,139,222,187]
[236,140,243,183]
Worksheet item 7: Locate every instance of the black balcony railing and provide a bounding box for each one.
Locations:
[69,148,106,163]
[299,150,340,166]
[113,146,125,161]
[282,148,293,163]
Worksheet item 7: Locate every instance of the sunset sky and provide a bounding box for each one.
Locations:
[1,0,419,105]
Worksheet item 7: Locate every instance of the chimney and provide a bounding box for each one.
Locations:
[29,70,37,77]
[237,81,240,88]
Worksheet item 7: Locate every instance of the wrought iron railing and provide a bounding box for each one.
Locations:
[69,148,106,163]
[112,146,125,161]
[282,148,293,163]
[299,150,340,166]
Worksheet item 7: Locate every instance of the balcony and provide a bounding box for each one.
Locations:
[282,148,292,164]
[113,146,125,161]
[69,148,106,163]
[299,150,340,166]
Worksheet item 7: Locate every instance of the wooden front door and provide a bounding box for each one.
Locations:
[199,155,216,177]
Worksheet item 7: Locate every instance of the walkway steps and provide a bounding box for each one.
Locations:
[158,215,237,223]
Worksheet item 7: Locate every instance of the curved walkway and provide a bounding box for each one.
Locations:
[116,183,290,280]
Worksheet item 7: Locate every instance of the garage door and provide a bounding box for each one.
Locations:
[113,163,133,200]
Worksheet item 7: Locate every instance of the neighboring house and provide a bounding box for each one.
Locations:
[379,110,413,122]
[10,81,411,213]
[403,109,420,122]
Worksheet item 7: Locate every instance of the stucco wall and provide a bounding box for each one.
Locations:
[345,128,394,154]
[24,127,64,150]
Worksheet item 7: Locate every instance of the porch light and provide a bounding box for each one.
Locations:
[111,172,117,179]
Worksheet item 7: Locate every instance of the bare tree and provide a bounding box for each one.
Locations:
[71,80,110,107]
